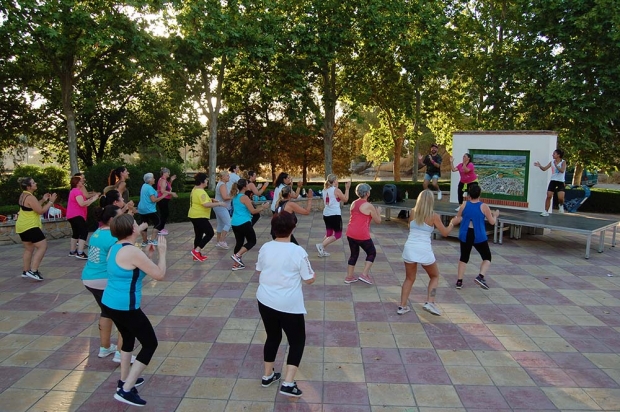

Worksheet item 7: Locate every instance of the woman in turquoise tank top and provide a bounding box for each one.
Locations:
[101,214,168,407]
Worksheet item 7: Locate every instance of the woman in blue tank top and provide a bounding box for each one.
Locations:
[452,185,499,290]
[101,214,168,407]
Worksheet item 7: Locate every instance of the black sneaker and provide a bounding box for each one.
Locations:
[68,250,77,257]
[75,252,88,260]
[22,270,44,281]
[474,275,489,290]
[232,262,245,271]
[279,382,303,397]
[117,378,145,392]
[114,387,147,406]
[262,371,281,387]
[455,279,463,289]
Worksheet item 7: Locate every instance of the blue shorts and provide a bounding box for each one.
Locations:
[424,173,440,181]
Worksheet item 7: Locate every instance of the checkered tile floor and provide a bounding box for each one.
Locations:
[1,210,620,411]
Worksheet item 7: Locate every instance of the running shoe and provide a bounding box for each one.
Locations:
[437,191,442,200]
[540,211,550,217]
[22,270,44,281]
[358,274,374,285]
[75,251,88,260]
[68,250,77,257]
[279,382,303,398]
[261,370,282,387]
[158,229,169,235]
[344,276,358,284]
[98,344,118,358]
[217,242,229,249]
[232,262,245,271]
[148,239,158,246]
[231,254,243,265]
[113,352,136,363]
[455,279,463,289]
[423,302,441,316]
[315,243,324,257]
[114,387,146,406]
[474,274,489,290]
[191,250,207,262]
[559,205,565,214]
[397,306,411,315]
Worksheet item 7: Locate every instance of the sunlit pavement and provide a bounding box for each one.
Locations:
[1,210,620,411]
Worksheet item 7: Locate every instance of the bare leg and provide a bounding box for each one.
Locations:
[544,191,553,212]
[31,240,48,271]
[77,239,86,253]
[479,260,491,277]
[558,191,565,206]
[423,179,430,190]
[22,242,34,272]
[431,178,440,192]
[422,262,440,303]
[237,246,248,257]
[141,229,148,243]
[263,360,274,376]
[99,317,113,349]
[283,364,298,384]
[400,262,418,307]
[151,228,159,240]
[122,357,147,392]
[322,235,337,248]
[361,260,374,276]
[457,261,467,280]
[70,238,77,252]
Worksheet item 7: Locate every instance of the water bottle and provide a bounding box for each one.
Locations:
[405,190,409,200]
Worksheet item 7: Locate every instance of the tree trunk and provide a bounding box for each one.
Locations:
[208,114,218,191]
[393,125,405,182]
[322,62,337,177]
[411,87,422,182]
[574,162,584,186]
[60,59,79,175]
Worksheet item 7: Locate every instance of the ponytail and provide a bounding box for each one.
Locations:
[324,173,337,189]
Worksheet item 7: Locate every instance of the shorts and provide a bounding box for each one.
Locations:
[424,173,440,181]
[547,180,565,193]
[18,227,46,243]
[323,215,342,232]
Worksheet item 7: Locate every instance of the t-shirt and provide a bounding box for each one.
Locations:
[137,184,157,214]
[270,184,287,212]
[66,187,87,220]
[82,228,117,282]
[457,163,478,184]
[423,154,442,176]
[102,243,147,310]
[188,188,212,219]
[256,241,314,314]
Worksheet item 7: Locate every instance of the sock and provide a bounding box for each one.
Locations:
[263,371,274,380]
[282,381,295,387]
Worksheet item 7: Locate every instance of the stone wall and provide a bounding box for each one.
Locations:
[0,219,72,246]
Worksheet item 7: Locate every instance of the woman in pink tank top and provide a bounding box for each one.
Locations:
[344,183,382,285]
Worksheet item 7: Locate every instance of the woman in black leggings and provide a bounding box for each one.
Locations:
[256,211,315,398]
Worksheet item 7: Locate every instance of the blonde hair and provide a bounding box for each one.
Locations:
[276,185,292,205]
[324,174,338,189]
[218,170,229,180]
[413,190,435,225]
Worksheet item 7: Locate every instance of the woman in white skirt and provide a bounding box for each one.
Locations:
[398,190,455,316]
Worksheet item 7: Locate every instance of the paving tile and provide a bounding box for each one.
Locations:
[454,385,510,409]
[498,386,559,410]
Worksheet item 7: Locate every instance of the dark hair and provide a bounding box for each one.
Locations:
[100,189,121,208]
[271,211,296,238]
[97,204,120,224]
[236,178,248,191]
[228,164,237,172]
[247,170,256,178]
[554,148,564,158]
[194,172,207,186]
[73,172,83,177]
[431,143,438,148]
[108,167,126,186]
[464,153,472,161]
[18,177,34,190]
[469,184,482,199]
[70,176,82,188]
[110,213,135,239]
[274,172,289,187]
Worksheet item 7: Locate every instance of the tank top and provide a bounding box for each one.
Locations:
[550,159,566,182]
[215,181,231,208]
[346,199,372,240]
[102,243,146,310]
[231,193,252,226]
[276,200,298,225]
[15,192,42,234]
[322,186,341,216]
[458,201,488,243]
[157,177,172,199]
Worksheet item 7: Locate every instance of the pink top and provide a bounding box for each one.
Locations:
[66,187,87,220]
[457,162,478,184]
[157,177,172,200]
[346,199,372,240]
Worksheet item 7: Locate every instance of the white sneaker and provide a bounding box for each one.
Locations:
[98,344,117,358]
[113,351,136,363]
[315,243,324,257]
[217,242,229,249]
[437,191,442,200]
[397,306,411,315]
[321,250,330,257]
[423,302,441,316]
[540,211,550,217]
[559,205,565,214]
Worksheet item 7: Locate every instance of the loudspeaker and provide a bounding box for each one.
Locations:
[383,184,397,204]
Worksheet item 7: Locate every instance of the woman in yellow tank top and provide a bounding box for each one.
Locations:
[15,177,58,281]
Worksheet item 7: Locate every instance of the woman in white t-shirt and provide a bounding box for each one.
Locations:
[270,172,302,213]
[256,211,315,398]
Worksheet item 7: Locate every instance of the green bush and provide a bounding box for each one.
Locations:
[575,189,620,214]
[0,165,69,206]
[84,160,186,197]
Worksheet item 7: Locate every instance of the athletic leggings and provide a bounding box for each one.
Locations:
[102,305,158,365]
[258,301,305,367]
[232,221,256,254]
[68,216,88,241]
[157,198,170,230]
[190,217,214,249]
[347,237,377,266]
[459,228,492,263]
[251,213,260,227]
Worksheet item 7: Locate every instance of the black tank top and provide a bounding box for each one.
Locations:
[19,193,34,211]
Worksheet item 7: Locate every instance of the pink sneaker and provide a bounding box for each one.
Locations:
[159,229,169,235]
[358,274,374,285]
[344,276,358,284]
